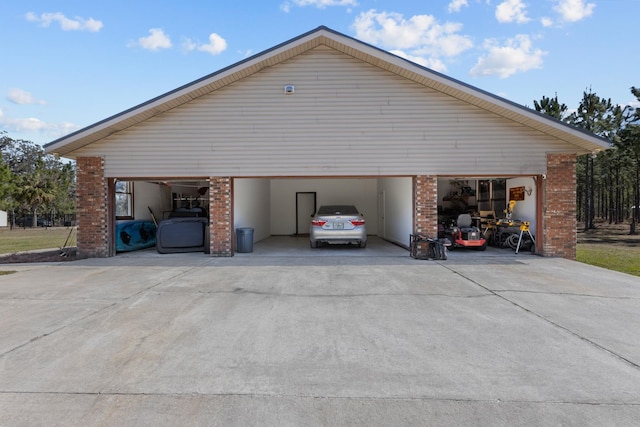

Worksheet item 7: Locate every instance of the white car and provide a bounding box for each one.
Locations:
[309,205,367,248]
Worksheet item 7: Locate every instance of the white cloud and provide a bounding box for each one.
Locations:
[496,0,530,23]
[541,17,554,27]
[281,0,357,11]
[183,33,228,56]
[353,9,473,62]
[626,97,640,110]
[470,34,546,78]
[134,28,172,51]
[6,89,46,106]
[198,33,228,55]
[0,109,78,137]
[448,0,469,13]
[553,0,595,22]
[25,12,103,32]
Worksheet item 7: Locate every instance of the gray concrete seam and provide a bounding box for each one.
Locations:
[491,289,640,301]
[438,262,640,372]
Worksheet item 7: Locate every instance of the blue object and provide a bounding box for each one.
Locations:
[116,220,157,252]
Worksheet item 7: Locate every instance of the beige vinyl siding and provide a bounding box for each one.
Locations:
[75,46,578,178]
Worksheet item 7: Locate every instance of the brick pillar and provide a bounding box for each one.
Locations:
[209,177,233,256]
[76,157,109,258]
[413,175,438,237]
[543,153,577,259]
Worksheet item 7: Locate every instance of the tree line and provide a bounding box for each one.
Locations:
[0,131,75,228]
[534,87,640,235]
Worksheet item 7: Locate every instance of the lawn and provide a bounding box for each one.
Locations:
[577,221,640,277]
[577,244,640,277]
[0,227,76,255]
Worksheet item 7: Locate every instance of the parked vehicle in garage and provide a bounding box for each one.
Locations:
[309,205,367,248]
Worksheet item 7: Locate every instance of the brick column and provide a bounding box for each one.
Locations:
[543,153,577,259]
[209,177,233,256]
[76,157,109,258]
[413,175,438,237]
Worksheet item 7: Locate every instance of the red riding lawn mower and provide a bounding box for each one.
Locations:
[443,213,488,251]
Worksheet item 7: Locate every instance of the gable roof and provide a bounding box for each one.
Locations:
[45,25,610,157]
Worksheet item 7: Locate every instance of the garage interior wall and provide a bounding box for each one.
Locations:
[129,181,171,224]
[377,177,413,247]
[234,178,272,242]
[270,178,378,236]
[507,177,537,235]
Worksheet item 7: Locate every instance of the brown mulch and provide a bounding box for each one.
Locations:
[0,248,78,264]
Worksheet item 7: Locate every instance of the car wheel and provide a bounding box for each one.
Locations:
[359,240,367,248]
[310,240,317,248]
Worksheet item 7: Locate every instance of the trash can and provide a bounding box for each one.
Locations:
[236,227,254,253]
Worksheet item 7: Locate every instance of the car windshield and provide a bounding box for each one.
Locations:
[317,205,359,215]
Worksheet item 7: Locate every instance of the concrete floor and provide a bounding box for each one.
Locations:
[1,237,639,426]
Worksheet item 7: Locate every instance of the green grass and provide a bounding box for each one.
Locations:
[0,227,76,255]
[577,244,640,277]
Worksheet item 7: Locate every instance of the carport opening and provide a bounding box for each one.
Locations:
[234,177,414,253]
[437,177,539,252]
[109,176,540,257]
[111,179,209,255]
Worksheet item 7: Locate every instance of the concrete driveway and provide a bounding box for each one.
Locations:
[1,237,640,426]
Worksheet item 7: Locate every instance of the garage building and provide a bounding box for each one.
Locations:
[44,26,609,260]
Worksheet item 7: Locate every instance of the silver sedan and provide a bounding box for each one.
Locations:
[309,205,367,248]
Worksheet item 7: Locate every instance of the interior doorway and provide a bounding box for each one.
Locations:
[295,192,317,235]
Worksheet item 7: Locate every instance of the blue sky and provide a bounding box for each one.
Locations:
[1,0,637,146]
